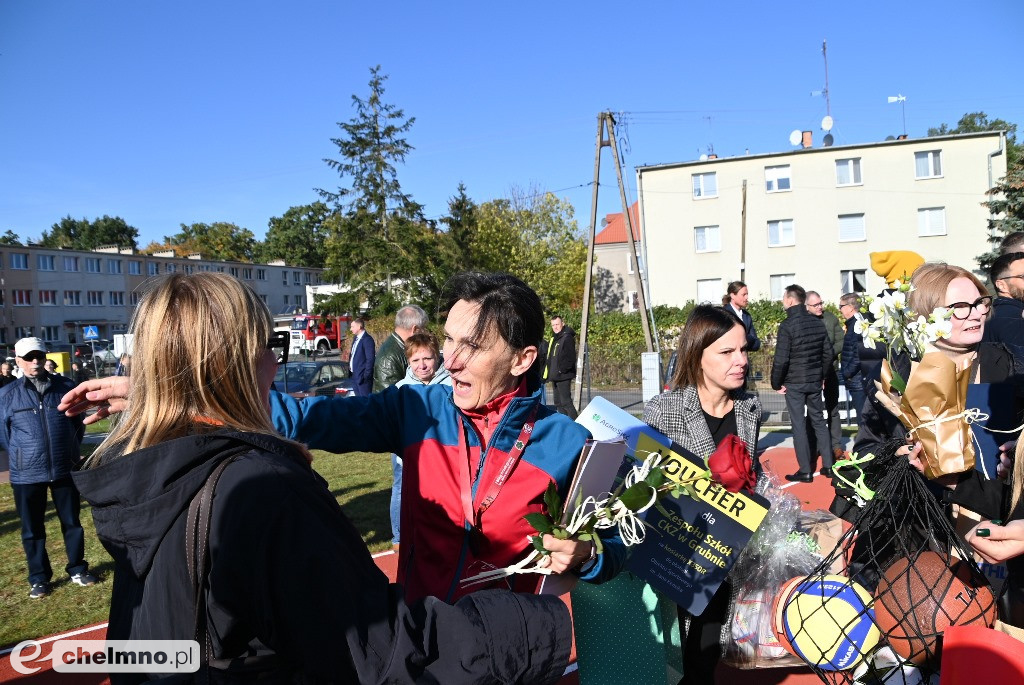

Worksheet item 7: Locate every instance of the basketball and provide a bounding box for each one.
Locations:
[874,551,996,664]
[770,577,803,656]
[780,574,880,671]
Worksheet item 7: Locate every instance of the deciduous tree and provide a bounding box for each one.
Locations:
[256,202,330,267]
[145,222,256,261]
[39,215,139,250]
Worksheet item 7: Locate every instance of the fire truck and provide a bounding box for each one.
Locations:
[289,314,351,359]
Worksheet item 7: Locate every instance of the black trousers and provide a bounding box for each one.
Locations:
[678,580,731,685]
[785,385,834,473]
[550,379,578,419]
[11,477,88,584]
[807,368,843,456]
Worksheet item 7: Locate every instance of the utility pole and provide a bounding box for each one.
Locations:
[574,112,654,410]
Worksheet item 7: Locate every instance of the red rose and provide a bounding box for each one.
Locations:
[707,434,756,493]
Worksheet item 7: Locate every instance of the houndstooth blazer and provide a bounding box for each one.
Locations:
[642,385,761,464]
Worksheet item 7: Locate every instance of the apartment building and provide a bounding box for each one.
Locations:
[0,245,325,346]
[636,131,1007,306]
[593,202,643,313]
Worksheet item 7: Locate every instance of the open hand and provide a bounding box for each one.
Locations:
[58,376,131,425]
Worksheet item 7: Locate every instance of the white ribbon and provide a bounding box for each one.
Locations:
[907,408,1024,480]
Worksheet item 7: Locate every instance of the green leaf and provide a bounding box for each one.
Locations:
[553,527,569,540]
[576,533,593,541]
[524,512,554,534]
[654,500,673,518]
[544,482,563,522]
[646,468,665,489]
[532,536,549,553]
[889,367,907,394]
[592,535,604,555]
[618,482,655,512]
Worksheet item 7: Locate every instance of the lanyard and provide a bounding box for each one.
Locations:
[458,404,539,533]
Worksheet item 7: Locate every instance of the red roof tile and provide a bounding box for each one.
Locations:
[594,202,641,245]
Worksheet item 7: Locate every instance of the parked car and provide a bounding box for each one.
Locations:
[273,360,354,399]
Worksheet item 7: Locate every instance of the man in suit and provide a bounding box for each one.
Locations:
[348,318,375,397]
[722,281,761,387]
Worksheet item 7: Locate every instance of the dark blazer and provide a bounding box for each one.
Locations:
[349,331,375,397]
[840,315,886,389]
[723,304,761,352]
[983,296,1024,347]
[770,305,832,390]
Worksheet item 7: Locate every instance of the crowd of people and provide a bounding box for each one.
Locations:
[1,230,1021,683]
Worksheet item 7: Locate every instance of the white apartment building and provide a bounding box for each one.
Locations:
[0,244,325,348]
[636,131,1008,306]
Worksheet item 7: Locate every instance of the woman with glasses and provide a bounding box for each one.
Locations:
[837,262,1021,511]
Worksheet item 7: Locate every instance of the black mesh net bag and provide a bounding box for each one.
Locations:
[775,438,998,684]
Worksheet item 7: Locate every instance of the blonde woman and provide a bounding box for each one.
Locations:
[67,273,571,684]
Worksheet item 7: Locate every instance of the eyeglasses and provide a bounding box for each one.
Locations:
[998,273,1024,281]
[806,302,824,308]
[946,295,993,320]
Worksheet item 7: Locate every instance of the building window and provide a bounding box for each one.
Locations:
[259,294,268,304]
[841,270,868,294]
[304,272,312,284]
[284,294,290,305]
[0,329,6,344]
[918,207,947,236]
[184,264,194,274]
[243,268,253,280]
[129,291,141,306]
[87,291,103,306]
[765,165,792,192]
[626,290,639,313]
[767,219,795,247]
[63,256,79,272]
[128,260,141,275]
[216,266,225,273]
[166,263,176,273]
[696,279,723,305]
[11,253,28,270]
[15,326,33,338]
[40,325,60,342]
[109,291,125,306]
[293,272,301,286]
[147,262,159,276]
[257,269,266,280]
[625,251,645,275]
[838,214,866,242]
[769,274,796,301]
[282,271,289,286]
[107,258,123,274]
[64,290,82,306]
[691,172,718,199]
[694,225,721,253]
[915,150,942,179]
[316,273,323,284]
[85,258,101,273]
[229,267,239,277]
[37,255,55,271]
[39,290,58,306]
[836,158,862,186]
[13,289,31,306]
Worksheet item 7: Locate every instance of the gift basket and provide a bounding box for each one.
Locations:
[777,439,997,684]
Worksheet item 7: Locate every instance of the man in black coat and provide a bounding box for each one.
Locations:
[983,251,1024,349]
[770,284,835,483]
[543,316,578,419]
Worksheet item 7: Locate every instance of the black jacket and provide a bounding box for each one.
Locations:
[840,316,886,390]
[770,305,832,390]
[73,431,571,684]
[983,296,1024,347]
[543,326,577,382]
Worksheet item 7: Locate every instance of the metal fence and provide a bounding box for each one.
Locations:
[575,344,859,428]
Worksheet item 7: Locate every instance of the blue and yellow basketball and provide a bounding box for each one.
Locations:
[781,574,879,671]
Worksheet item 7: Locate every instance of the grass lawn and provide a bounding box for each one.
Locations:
[0,449,392,649]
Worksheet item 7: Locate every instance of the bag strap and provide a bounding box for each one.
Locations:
[186,455,240,684]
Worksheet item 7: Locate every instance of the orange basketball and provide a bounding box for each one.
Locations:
[770,576,803,657]
[874,551,996,664]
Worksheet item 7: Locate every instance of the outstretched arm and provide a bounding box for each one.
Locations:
[58,376,131,425]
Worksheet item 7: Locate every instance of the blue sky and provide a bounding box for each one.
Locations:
[2,1,1022,248]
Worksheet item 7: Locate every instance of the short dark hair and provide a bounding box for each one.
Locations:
[784,284,806,304]
[671,305,743,390]
[443,272,545,390]
[991,251,1024,287]
[999,232,1024,255]
[839,292,861,308]
[404,331,440,360]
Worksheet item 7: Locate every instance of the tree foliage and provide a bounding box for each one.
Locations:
[319,66,442,314]
[0,230,22,246]
[145,222,256,261]
[928,111,1019,165]
[468,189,586,313]
[441,182,478,267]
[39,215,139,250]
[256,202,330,267]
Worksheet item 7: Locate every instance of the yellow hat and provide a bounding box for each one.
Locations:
[869,251,925,285]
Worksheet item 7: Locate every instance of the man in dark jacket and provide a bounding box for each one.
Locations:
[722,281,761,388]
[770,285,835,483]
[838,293,886,426]
[983,251,1024,349]
[543,316,578,419]
[806,290,845,460]
[373,304,429,548]
[0,337,95,598]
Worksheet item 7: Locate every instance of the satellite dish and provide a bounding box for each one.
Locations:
[699,153,709,161]
[885,135,896,141]
[821,115,834,131]
[789,129,802,146]
[823,133,834,147]
[600,218,608,228]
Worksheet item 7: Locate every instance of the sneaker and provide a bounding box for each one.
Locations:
[29,582,50,599]
[71,571,98,587]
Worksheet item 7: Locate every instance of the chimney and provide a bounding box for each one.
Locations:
[708,153,718,160]
[801,130,813,149]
